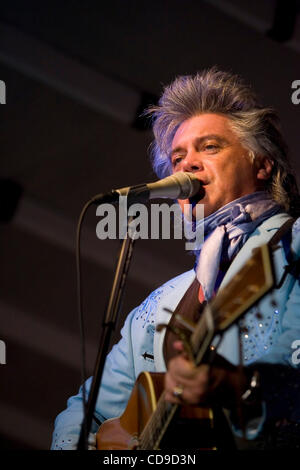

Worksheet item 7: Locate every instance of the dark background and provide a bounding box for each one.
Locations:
[0,0,300,449]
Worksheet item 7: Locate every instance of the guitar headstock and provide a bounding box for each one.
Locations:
[211,243,274,331]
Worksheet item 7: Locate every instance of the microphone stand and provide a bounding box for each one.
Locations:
[77,216,136,450]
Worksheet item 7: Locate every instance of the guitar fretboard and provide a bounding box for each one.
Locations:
[139,393,178,449]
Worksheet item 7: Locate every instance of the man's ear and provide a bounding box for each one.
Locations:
[256,157,274,181]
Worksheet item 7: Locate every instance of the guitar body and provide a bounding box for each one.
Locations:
[96,371,215,450]
[96,371,164,449]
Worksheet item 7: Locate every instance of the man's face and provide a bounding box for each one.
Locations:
[171,113,266,218]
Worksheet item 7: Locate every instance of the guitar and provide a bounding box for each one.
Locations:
[96,244,274,449]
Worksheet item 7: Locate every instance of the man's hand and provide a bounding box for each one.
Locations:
[164,340,248,409]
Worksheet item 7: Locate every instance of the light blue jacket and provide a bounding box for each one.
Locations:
[51,213,300,449]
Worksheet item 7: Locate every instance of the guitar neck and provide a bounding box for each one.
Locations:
[139,392,178,450]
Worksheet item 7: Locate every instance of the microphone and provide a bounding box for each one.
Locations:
[91,172,202,205]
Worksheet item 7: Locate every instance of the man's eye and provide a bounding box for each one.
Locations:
[172,156,182,166]
[203,144,219,152]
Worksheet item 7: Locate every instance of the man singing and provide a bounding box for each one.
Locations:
[51,67,300,450]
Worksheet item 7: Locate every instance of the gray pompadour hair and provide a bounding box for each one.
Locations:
[146,67,300,216]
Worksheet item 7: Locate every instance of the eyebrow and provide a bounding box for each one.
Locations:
[171,134,229,157]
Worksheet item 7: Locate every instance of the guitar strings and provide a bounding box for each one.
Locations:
[139,392,177,449]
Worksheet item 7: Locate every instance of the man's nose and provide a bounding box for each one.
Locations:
[181,152,203,172]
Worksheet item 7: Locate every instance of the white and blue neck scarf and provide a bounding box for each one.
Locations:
[192,191,283,301]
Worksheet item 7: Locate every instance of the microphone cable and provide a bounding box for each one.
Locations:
[75,198,94,450]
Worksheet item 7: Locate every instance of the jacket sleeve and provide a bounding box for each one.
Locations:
[50,272,182,450]
[247,274,300,432]
[51,306,138,450]
[231,229,300,444]
[253,227,300,423]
